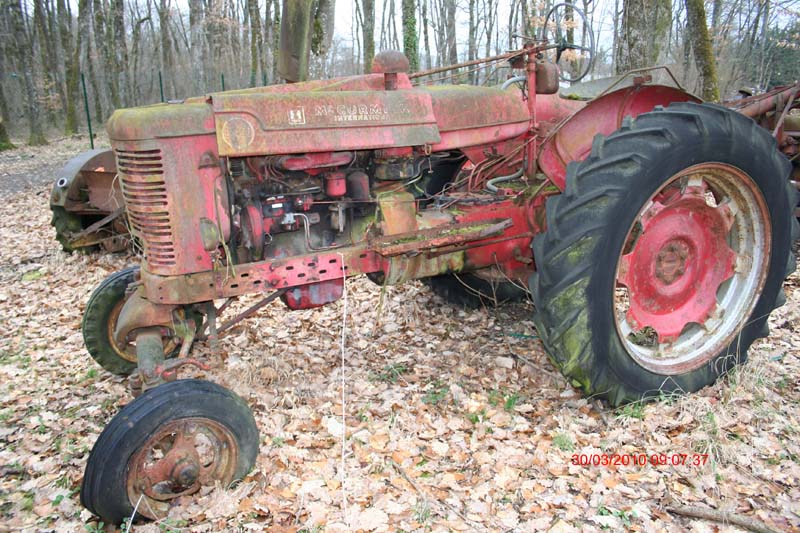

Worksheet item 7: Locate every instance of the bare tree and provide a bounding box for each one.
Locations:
[684,0,719,100]
[58,0,80,133]
[420,0,431,69]
[402,0,418,71]
[6,0,47,144]
[277,0,313,82]
[247,0,260,86]
[360,0,375,71]
[615,0,671,74]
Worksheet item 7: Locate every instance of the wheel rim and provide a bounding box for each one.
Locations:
[614,163,771,375]
[107,299,137,363]
[107,297,179,364]
[127,417,239,520]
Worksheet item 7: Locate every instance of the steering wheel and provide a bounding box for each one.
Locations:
[541,3,595,83]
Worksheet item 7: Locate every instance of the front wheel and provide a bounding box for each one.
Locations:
[82,267,184,375]
[80,379,259,525]
[531,103,798,405]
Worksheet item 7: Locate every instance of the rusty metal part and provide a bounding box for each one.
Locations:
[725,82,800,118]
[595,66,687,98]
[772,88,798,137]
[215,289,287,335]
[535,61,559,95]
[370,218,513,256]
[113,286,178,347]
[126,417,238,520]
[67,207,125,247]
[107,287,180,364]
[408,50,526,80]
[277,151,353,171]
[371,51,411,74]
[134,328,167,389]
[372,51,410,90]
[538,85,701,190]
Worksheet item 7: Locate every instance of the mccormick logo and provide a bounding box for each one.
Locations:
[288,107,306,125]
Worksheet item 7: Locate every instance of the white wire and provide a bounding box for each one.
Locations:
[125,494,144,532]
[338,252,348,527]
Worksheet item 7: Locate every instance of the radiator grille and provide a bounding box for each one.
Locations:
[116,149,176,268]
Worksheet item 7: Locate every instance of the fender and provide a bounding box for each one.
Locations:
[49,148,118,208]
[538,84,701,190]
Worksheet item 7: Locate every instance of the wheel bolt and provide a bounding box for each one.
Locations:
[175,463,199,486]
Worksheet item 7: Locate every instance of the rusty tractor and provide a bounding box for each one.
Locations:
[78,10,799,524]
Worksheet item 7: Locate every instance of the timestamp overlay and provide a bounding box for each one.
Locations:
[570,453,710,468]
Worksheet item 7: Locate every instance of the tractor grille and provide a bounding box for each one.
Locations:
[116,149,176,268]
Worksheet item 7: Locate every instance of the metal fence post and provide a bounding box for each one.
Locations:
[158,71,165,102]
[221,73,226,92]
[80,72,94,150]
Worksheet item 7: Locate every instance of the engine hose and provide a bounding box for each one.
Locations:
[501,75,527,90]
[486,168,524,192]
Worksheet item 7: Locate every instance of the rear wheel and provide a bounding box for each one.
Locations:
[531,103,797,405]
[81,379,258,525]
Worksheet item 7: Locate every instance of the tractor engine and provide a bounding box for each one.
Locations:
[107,73,545,313]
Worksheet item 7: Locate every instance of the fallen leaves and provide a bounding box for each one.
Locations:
[0,140,799,532]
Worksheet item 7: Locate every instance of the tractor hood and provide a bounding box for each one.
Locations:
[107,73,533,153]
[211,90,441,156]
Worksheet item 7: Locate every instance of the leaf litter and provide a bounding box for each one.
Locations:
[0,140,798,532]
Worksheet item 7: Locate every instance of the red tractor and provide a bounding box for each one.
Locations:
[78,22,799,524]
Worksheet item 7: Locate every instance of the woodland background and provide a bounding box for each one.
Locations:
[0,0,799,147]
[0,0,800,531]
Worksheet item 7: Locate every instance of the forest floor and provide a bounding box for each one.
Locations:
[0,138,798,532]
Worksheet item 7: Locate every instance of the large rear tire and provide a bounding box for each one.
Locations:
[531,103,797,405]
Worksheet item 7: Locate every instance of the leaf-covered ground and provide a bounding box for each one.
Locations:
[0,140,799,532]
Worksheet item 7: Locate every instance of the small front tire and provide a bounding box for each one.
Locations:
[82,267,141,375]
[80,379,259,525]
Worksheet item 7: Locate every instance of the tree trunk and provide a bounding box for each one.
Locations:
[616,0,671,74]
[484,0,494,58]
[33,0,64,123]
[271,0,281,81]
[277,0,313,82]
[112,0,128,107]
[7,0,48,145]
[247,0,259,86]
[158,0,175,96]
[420,0,431,69]
[259,0,270,84]
[311,0,335,75]
[402,0,418,72]
[361,0,375,72]
[60,0,81,134]
[467,0,476,82]
[444,0,456,64]
[684,0,719,101]
[189,0,205,91]
[0,17,13,125]
[0,118,13,151]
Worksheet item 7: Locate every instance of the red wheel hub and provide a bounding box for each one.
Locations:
[617,179,737,343]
